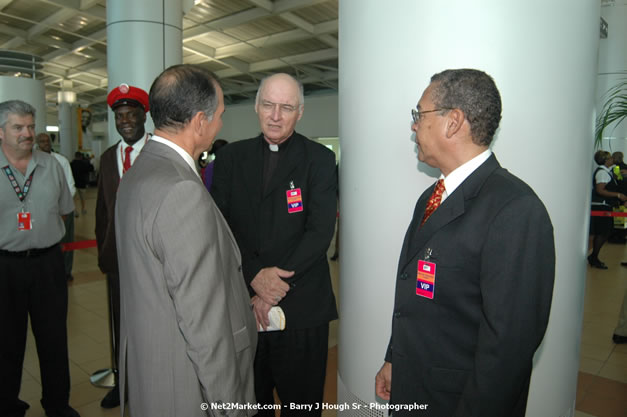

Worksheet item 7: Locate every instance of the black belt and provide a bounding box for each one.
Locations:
[0,244,59,258]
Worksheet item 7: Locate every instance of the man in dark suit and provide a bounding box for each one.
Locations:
[375,69,555,417]
[212,73,337,416]
[95,83,150,409]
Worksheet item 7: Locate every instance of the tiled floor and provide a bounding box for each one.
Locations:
[18,187,627,417]
[576,240,627,417]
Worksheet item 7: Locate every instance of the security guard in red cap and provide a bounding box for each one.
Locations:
[95,83,151,409]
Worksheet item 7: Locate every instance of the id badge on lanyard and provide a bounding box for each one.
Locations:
[3,165,35,231]
[416,249,436,299]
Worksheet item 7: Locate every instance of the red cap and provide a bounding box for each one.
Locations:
[107,83,149,112]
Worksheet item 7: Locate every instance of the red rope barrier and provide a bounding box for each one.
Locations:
[61,239,97,252]
[590,210,627,217]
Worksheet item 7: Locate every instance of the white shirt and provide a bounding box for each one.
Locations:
[51,152,76,197]
[594,165,613,185]
[117,133,150,178]
[150,135,200,179]
[440,149,492,203]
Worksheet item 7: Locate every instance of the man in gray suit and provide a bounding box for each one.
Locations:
[115,65,257,417]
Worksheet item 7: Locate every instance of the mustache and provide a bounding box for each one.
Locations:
[18,136,33,143]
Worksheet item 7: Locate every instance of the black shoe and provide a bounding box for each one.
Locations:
[6,399,29,417]
[621,262,627,267]
[613,333,627,344]
[100,385,120,409]
[587,255,608,269]
[45,406,80,417]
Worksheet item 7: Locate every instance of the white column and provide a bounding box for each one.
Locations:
[0,76,46,138]
[106,0,183,146]
[57,90,77,160]
[338,1,599,416]
[597,1,627,152]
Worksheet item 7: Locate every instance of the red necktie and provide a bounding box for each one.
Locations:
[123,146,133,174]
[421,179,445,226]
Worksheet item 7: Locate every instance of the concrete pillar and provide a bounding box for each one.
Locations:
[338,1,599,416]
[57,90,77,160]
[106,0,183,146]
[0,76,46,139]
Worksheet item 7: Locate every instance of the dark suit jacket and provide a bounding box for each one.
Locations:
[386,154,555,417]
[211,132,338,329]
[95,142,120,274]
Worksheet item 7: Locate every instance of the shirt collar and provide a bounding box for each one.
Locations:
[0,148,45,176]
[120,133,149,152]
[440,149,492,202]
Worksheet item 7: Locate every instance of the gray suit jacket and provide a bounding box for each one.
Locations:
[115,140,257,417]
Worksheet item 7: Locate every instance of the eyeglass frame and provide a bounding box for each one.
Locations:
[411,107,453,124]
[259,99,302,114]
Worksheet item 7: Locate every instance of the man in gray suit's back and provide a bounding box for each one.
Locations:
[115,65,257,417]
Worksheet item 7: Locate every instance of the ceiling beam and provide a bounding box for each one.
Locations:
[247,0,273,12]
[221,57,250,73]
[279,12,314,33]
[41,0,80,9]
[80,0,101,9]
[27,8,76,39]
[214,28,310,58]
[40,0,106,20]
[316,34,337,48]
[183,8,270,41]
[1,37,25,49]
[182,41,217,62]
[314,19,337,35]
[273,0,329,14]
[44,45,105,61]
[0,23,27,38]
[41,69,101,89]
[216,48,337,78]
[250,48,337,72]
[222,72,337,96]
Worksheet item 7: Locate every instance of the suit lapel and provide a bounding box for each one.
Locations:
[401,155,500,270]
[242,137,265,203]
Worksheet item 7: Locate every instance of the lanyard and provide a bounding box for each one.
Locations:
[3,165,36,202]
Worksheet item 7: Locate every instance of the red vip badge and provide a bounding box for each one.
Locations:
[17,212,32,231]
[286,188,304,214]
[416,259,436,299]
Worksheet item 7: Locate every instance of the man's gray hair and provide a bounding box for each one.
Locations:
[0,100,36,129]
[430,69,502,147]
[255,74,305,107]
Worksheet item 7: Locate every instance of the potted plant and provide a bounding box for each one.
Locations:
[595,78,627,148]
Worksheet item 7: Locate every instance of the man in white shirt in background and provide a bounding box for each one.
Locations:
[36,132,76,281]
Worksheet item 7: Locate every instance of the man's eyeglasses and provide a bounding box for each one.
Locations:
[260,100,300,114]
[411,108,452,124]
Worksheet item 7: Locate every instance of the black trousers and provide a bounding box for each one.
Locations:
[0,245,71,415]
[254,323,329,417]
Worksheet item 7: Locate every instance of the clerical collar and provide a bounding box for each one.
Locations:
[263,133,293,152]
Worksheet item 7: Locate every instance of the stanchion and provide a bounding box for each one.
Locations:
[90,274,117,388]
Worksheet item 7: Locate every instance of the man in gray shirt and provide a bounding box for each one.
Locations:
[0,100,79,417]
